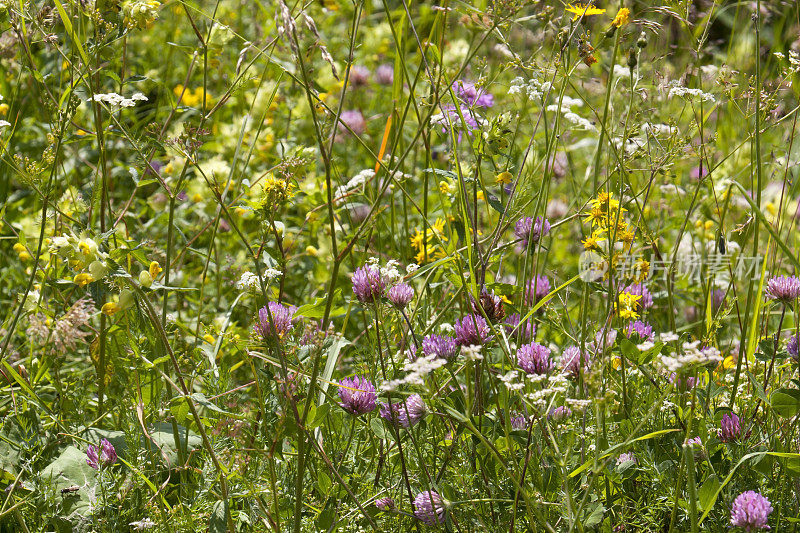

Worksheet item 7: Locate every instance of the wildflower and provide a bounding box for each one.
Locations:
[422,334,459,362]
[495,171,513,185]
[625,320,654,341]
[348,65,370,87]
[471,288,505,322]
[86,439,117,470]
[454,314,493,346]
[765,275,800,302]
[787,334,799,361]
[375,64,394,85]
[375,497,396,511]
[461,344,483,361]
[524,274,551,305]
[414,490,446,525]
[129,518,156,531]
[517,342,553,375]
[510,413,530,429]
[616,291,642,320]
[338,110,366,136]
[504,313,536,342]
[561,346,589,379]
[453,80,494,108]
[611,7,630,27]
[565,3,606,21]
[338,376,377,415]
[122,0,160,29]
[255,302,296,342]
[616,452,636,466]
[548,405,572,422]
[514,216,551,248]
[91,92,148,108]
[387,283,414,310]
[431,104,482,139]
[352,265,386,304]
[380,394,427,428]
[719,413,742,443]
[73,273,94,287]
[730,491,773,532]
[658,341,722,373]
[592,328,618,353]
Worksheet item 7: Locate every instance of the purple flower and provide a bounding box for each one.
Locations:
[504,313,536,342]
[453,80,494,108]
[719,413,742,443]
[338,110,366,136]
[510,414,530,429]
[86,439,117,470]
[454,314,493,346]
[255,302,296,342]
[514,216,551,248]
[338,376,377,415]
[711,288,726,311]
[561,346,589,379]
[349,65,370,87]
[413,490,446,525]
[432,104,481,139]
[625,320,654,341]
[788,334,799,361]
[592,328,617,353]
[380,394,427,428]
[616,452,636,466]
[765,275,800,302]
[375,496,396,511]
[517,342,553,375]
[525,275,551,305]
[375,63,394,85]
[621,283,653,309]
[548,406,572,422]
[422,334,459,361]
[387,283,414,310]
[731,491,773,532]
[352,265,386,304]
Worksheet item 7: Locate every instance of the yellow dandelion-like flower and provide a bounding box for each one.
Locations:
[617,291,642,320]
[565,3,606,22]
[495,171,513,185]
[611,7,630,27]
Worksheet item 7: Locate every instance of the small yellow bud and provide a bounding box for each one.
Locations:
[73,273,94,287]
[0,103,8,116]
[476,190,485,201]
[148,261,162,279]
[18,251,32,262]
[306,246,318,256]
[192,193,203,203]
[13,243,25,253]
[101,302,121,315]
[495,171,513,185]
[202,333,215,345]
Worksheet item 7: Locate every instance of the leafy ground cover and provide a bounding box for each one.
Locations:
[1,0,800,531]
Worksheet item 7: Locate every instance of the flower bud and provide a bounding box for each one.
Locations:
[139,269,153,288]
[89,260,109,280]
[637,31,648,49]
[627,49,638,69]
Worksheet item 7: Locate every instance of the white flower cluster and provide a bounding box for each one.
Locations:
[544,97,595,131]
[0,120,9,128]
[667,85,716,103]
[236,268,282,293]
[642,123,677,137]
[774,51,800,72]
[508,76,552,100]
[461,344,483,361]
[566,398,592,411]
[381,353,447,391]
[658,341,722,373]
[335,168,375,198]
[524,374,569,409]
[91,92,148,108]
[499,370,524,391]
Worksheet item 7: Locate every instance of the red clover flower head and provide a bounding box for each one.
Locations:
[719,412,742,443]
[380,394,427,428]
[525,274,551,305]
[730,491,773,532]
[470,288,505,322]
[86,438,117,470]
[514,216,551,248]
[504,313,536,342]
[517,342,553,375]
[387,282,414,310]
[338,376,377,415]
[375,64,394,85]
[422,334,459,361]
[255,301,296,342]
[625,319,654,342]
[765,275,800,302]
[413,490,446,525]
[561,345,589,379]
[352,264,386,304]
[374,496,396,511]
[788,334,799,361]
[454,314,493,346]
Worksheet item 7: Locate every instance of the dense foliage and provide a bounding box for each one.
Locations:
[1,0,800,531]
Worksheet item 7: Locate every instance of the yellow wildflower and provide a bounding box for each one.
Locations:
[149,261,162,279]
[611,7,630,27]
[617,291,642,319]
[13,243,25,254]
[565,3,606,21]
[73,273,94,287]
[203,333,215,345]
[495,171,513,185]
[0,103,8,116]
